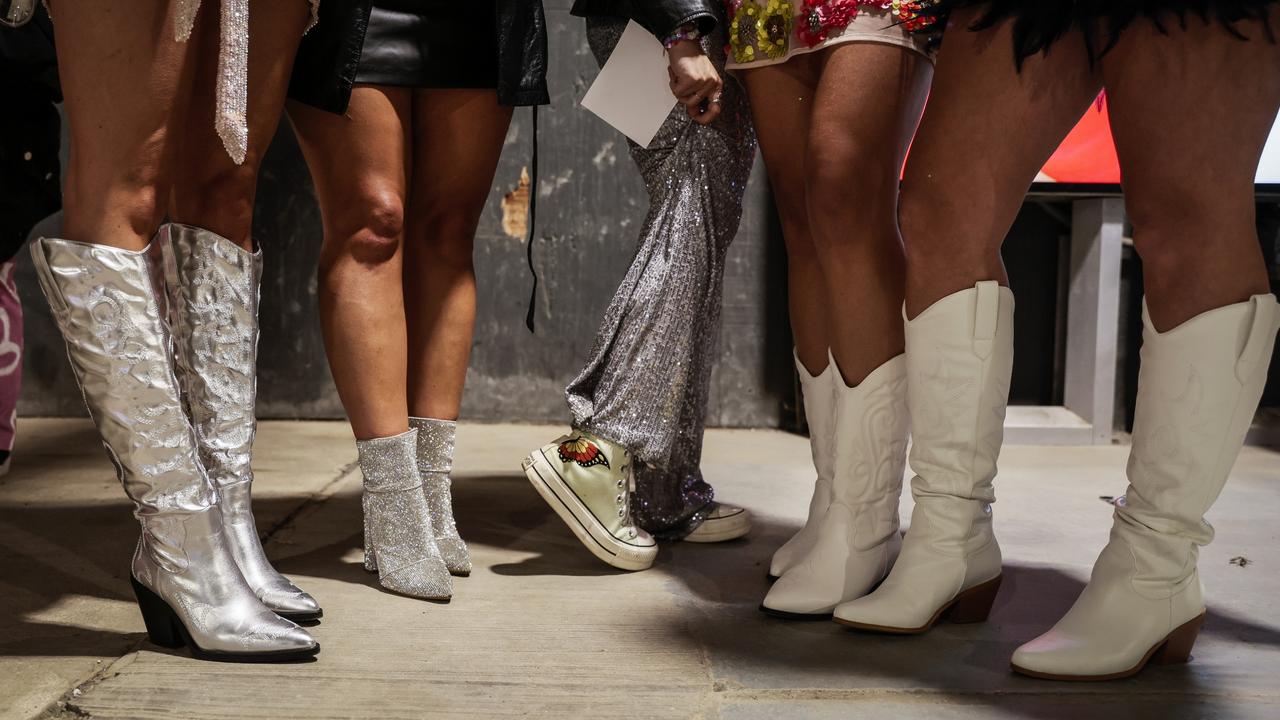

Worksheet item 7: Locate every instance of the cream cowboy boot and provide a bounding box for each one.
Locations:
[1012,295,1279,680]
[768,352,837,579]
[836,282,1013,633]
[762,352,909,618]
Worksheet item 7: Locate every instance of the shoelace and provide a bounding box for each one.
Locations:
[615,460,638,540]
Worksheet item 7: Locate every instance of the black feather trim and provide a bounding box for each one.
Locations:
[925,0,1278,66]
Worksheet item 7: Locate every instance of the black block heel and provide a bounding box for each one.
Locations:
[130,575,184,649]
[129,575,320,663]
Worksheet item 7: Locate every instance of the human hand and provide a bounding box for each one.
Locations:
[667,40,722,126]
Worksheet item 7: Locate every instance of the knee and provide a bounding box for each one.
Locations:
[769,188,817,263]
[411,202,482,268]
[900,193,959,280]
[803,143,898,253]
[171,162,259,241]
[1125,184,1228,268]
[323,190,406,270]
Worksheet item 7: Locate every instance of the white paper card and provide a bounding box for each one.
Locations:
[580,20,676,149]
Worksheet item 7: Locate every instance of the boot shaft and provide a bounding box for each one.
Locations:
[830,353,909,550]
[904,282,1015,504]
[796,354,837,491]
[357,429,424,493]
[409,416,456,476]
[30,237,215,516]
[162,223,262,489]
[1120,295,1280,589]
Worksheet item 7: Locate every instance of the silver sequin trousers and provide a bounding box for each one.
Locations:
[566,17,757,540]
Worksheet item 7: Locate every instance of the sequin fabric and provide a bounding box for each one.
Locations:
[566,18,757,540]
[173,0,321,164]
[725,0,938,68]
[358,429,452,599]
[409,417,472,576]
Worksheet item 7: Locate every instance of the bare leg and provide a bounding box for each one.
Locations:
[288,88,412,440]
[403,90,512,421]
[740,56,830,376]
[53,0,197,249]
[169,0,312,248]
[900,11,1102,317]
[1102,17,1280,330]
[807,42,932,385]
[1010,14,1280,682]
[832,11,1105,634]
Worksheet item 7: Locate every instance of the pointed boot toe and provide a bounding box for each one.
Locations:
[261,584,323,622]
[380,556,453,600]
[437,538,472,576]
[761,571,838,619]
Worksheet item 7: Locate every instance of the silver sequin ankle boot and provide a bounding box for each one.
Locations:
[409,417,471,576]
[163,223,322,621]
[31,236,317,662]
[358,429,452,599]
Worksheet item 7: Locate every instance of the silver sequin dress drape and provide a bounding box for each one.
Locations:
[566,17,757,540]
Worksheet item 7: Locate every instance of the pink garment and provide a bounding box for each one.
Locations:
[0,259,23,455]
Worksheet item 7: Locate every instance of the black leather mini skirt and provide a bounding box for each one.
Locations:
[353,0,499,89]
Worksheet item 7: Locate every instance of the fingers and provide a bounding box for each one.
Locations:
[688,99,721,125]
[670,74,705,102]
[673,76,722,108]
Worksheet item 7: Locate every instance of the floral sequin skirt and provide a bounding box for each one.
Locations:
[724,1,941,70]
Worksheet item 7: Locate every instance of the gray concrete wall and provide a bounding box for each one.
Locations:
[15,6,797,427]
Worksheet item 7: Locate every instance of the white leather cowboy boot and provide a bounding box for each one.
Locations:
[1012,295,1279,680]
[163,223,322,621]
[768,352,837,580]
[762,352,909,618]
[835,282,1013,633]
[31,237,317,661]
[523,431,658,571]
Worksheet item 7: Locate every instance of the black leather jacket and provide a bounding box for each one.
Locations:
[569,0,720,40]
[290,0,550,114]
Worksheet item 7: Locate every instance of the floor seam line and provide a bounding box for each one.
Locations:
[261,458,359,544]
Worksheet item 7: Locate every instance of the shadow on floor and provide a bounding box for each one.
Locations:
[4,450,1280,719]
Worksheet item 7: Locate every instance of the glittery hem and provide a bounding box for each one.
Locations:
[566,17,753,541]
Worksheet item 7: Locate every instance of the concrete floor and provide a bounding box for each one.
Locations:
[2,419,1279,720]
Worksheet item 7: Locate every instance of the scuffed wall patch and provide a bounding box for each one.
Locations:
[502,167,531,239]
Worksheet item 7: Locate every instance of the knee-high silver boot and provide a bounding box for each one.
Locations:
[409,417,471,576]
[162,223,322,621]
[31,237,318,661]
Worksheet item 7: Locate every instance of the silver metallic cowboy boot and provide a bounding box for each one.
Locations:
[409,417,471,576]
[163,223,322,621]
[30,237,317,661]
[359,429,452,600]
